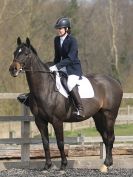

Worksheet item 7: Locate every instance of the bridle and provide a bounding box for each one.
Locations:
[13,47,52,74]
[12,43,56,83]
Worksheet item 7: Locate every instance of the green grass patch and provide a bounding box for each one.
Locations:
[64,124,133,137]
[34,124,133,138]
[114,124,133,136]
[64,127,99,137]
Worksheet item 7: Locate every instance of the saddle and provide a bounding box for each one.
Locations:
[55,71,94,99]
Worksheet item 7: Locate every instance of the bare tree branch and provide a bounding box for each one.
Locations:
[0,0,9,22]
[109,0,119,70]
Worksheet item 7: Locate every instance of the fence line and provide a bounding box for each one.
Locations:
[0,93,133,162]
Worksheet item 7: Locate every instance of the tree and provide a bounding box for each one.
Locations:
[63,0,79,35]
[108,0,119,79]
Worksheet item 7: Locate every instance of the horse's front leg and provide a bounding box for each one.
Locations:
[52,120,67,170]
[35,117,52,170]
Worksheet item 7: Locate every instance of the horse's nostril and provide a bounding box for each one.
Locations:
[13,66,18,71]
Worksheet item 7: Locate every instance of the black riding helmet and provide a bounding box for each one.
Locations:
[55,17,71,29]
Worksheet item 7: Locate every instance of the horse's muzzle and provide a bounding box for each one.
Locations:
[9,62,23,77]
[9,67,22,77]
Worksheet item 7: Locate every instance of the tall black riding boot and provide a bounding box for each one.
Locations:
[70,86,85,118]
[17,93,30,107]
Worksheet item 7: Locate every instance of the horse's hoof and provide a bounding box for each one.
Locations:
[43,163,52,171]
[100,164,108,173]
[59,170,66,175]
[60,165,67,171]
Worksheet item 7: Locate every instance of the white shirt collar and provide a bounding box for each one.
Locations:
[60,33,68,41]
[60,34,68,46]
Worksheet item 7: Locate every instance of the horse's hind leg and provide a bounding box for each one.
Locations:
[93,109,116,169]
[52,120,67,170]
[35,116,52,170]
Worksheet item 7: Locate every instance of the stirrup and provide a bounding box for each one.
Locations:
[73,109,85,118]
[17,93,29,107]
[77,110,85,118]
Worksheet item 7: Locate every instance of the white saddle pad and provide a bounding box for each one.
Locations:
[56,74,94,98]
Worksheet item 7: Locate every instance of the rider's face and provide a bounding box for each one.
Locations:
[56,28,66,37]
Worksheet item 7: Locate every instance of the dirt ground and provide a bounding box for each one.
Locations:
[0,155,133,176]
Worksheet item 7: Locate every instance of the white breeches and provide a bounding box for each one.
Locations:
[67,75,80,91]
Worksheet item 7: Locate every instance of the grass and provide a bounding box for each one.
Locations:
[64,124,133,137]
[114,124,133,136]
[35,124,133,138]
[64,127,99,137]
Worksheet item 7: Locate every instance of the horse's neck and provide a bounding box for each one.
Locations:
[31,55,46,71]
[25,55,53,94]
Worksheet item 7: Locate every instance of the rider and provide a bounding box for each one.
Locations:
[17,17,85,118]
[49,17,85,118]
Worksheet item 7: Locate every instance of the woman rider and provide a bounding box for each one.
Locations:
[49,17,85,118]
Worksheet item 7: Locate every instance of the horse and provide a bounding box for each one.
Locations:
[9,37,123,173]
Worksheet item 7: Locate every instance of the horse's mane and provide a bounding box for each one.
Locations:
[28,43,54,70]
[28,44,38,56]
[25,41,55,71]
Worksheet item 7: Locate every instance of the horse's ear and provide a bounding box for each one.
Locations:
[26,37,30,47]
[17,37,22,46]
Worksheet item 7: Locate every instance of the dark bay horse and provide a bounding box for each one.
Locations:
[9,37,123,172]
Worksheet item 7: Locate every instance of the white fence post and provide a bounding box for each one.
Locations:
[21,105,30,165]
[100,142,106,159]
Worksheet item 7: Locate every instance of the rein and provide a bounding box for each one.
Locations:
[22,67,56,82]
[23,68,51,73]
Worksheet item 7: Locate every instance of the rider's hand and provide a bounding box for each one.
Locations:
[49,65,58,72]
